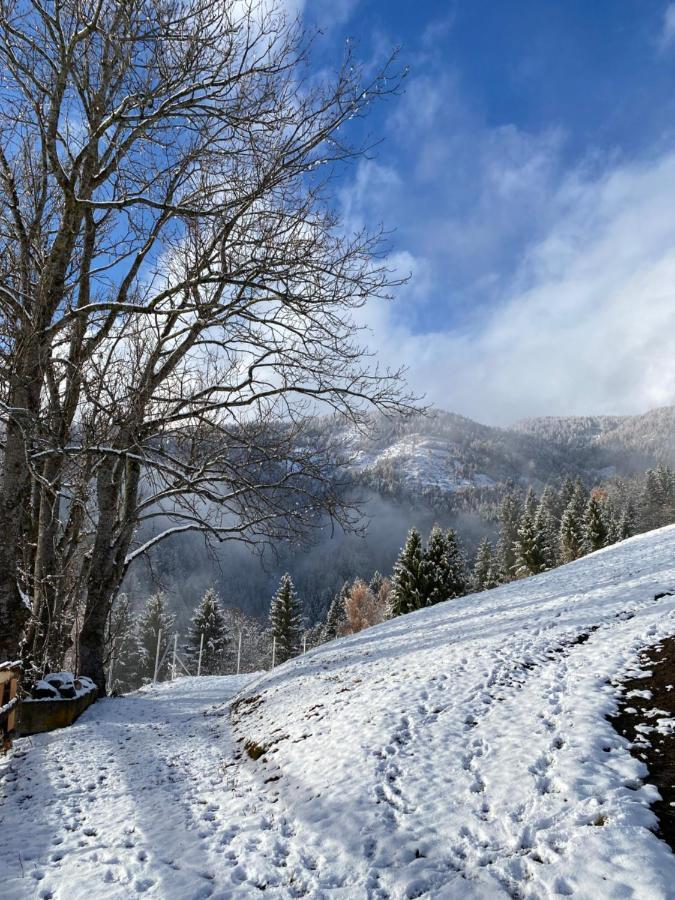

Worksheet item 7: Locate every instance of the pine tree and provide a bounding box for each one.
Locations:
[513,508,547,578]
[523,486,537,518]
[603,499,621,546]
[322,583,349,642]
[390,528,425,616]
[185,587,230,675]
[535,488,559,570]
[640,468,662,531]
[472,537,499,591]
[106,595,143,693]
[583,494,609,552]
[444,529,468,598]
[558,476,577,515]
[615,503,636,541]
[559,498,584,563]
[369,571,384,596]
[136,592,176,683]
[421,525,451,606]
[497,490,521,582]
[269,574,302,664]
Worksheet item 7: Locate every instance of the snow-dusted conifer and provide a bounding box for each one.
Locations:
[444,529,468,598]
[615,504,636,542]
[535,488,559,570]
[421,525,452,606]
[513,508,547,578]
[185,587,230,675]
[323,584,349,642]
[584,495,608,552]
[472,537,499,591]
[559,499,584,563]
[369,571,384,596]
[497,490,521,582]
[107,595,142,693]
[269,574,302,663]
[558,476,577,515]
[523,486,537,518]
[390,528,425,616]
[136,592,176,683]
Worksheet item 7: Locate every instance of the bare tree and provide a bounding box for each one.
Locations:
[344,577,389,634]
[0,0,412,685]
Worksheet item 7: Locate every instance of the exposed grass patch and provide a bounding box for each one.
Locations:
[244,739,267,760]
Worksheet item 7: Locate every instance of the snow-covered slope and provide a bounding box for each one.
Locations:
[2,527,675,899]
[232,526,675,899]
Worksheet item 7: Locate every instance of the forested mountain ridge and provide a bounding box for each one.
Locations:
[339,404,675,501]
[512,405,675,467]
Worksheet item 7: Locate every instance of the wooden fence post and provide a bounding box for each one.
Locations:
[107,640,115,694]
[153,628,162,684]
[197,632,204,677]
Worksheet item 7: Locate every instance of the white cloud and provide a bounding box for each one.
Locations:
[356,150,675,424]
[660,3,675,49]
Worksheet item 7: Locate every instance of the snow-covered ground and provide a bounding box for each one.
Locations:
[2,527,675,899]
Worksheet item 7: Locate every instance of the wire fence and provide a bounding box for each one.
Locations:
[107,630,311,690]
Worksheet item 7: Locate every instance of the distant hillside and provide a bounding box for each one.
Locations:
[341,405,674,502]
[512,405,675,470]
[124,405,674,626]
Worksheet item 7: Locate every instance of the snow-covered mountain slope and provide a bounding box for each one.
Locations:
[340,405,674,499]
[2,527,675,899]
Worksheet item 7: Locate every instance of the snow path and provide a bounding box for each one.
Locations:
[0,676,279,899]
[2,526,675,899]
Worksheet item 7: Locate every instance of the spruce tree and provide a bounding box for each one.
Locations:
[369,571,384,596]
[523,486,537,518]
[136,592,176,683]
[106,595,143,693]
[584,495,608,552]
[421,525,452,606]
[185,587,230,675]
[641,468,662,531]
[558,476,577,516]
[323,585,348,642]
[513,508,547,578]
[472,537,499,591]
[444,528,468,598]
[390,528,425,616]
[269,574,302,664]
[559,499,584,563]
[616,504,636,541]
[535,488,559,570]
[497,490,521,582]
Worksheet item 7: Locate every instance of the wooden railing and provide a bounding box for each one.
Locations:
[0,661,21,752]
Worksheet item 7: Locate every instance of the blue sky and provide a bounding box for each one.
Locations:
[298,1,675,423]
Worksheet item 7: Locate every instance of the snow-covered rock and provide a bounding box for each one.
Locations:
[31,672,97,701]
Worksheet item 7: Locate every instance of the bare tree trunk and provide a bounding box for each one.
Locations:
[79,455,141,690]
